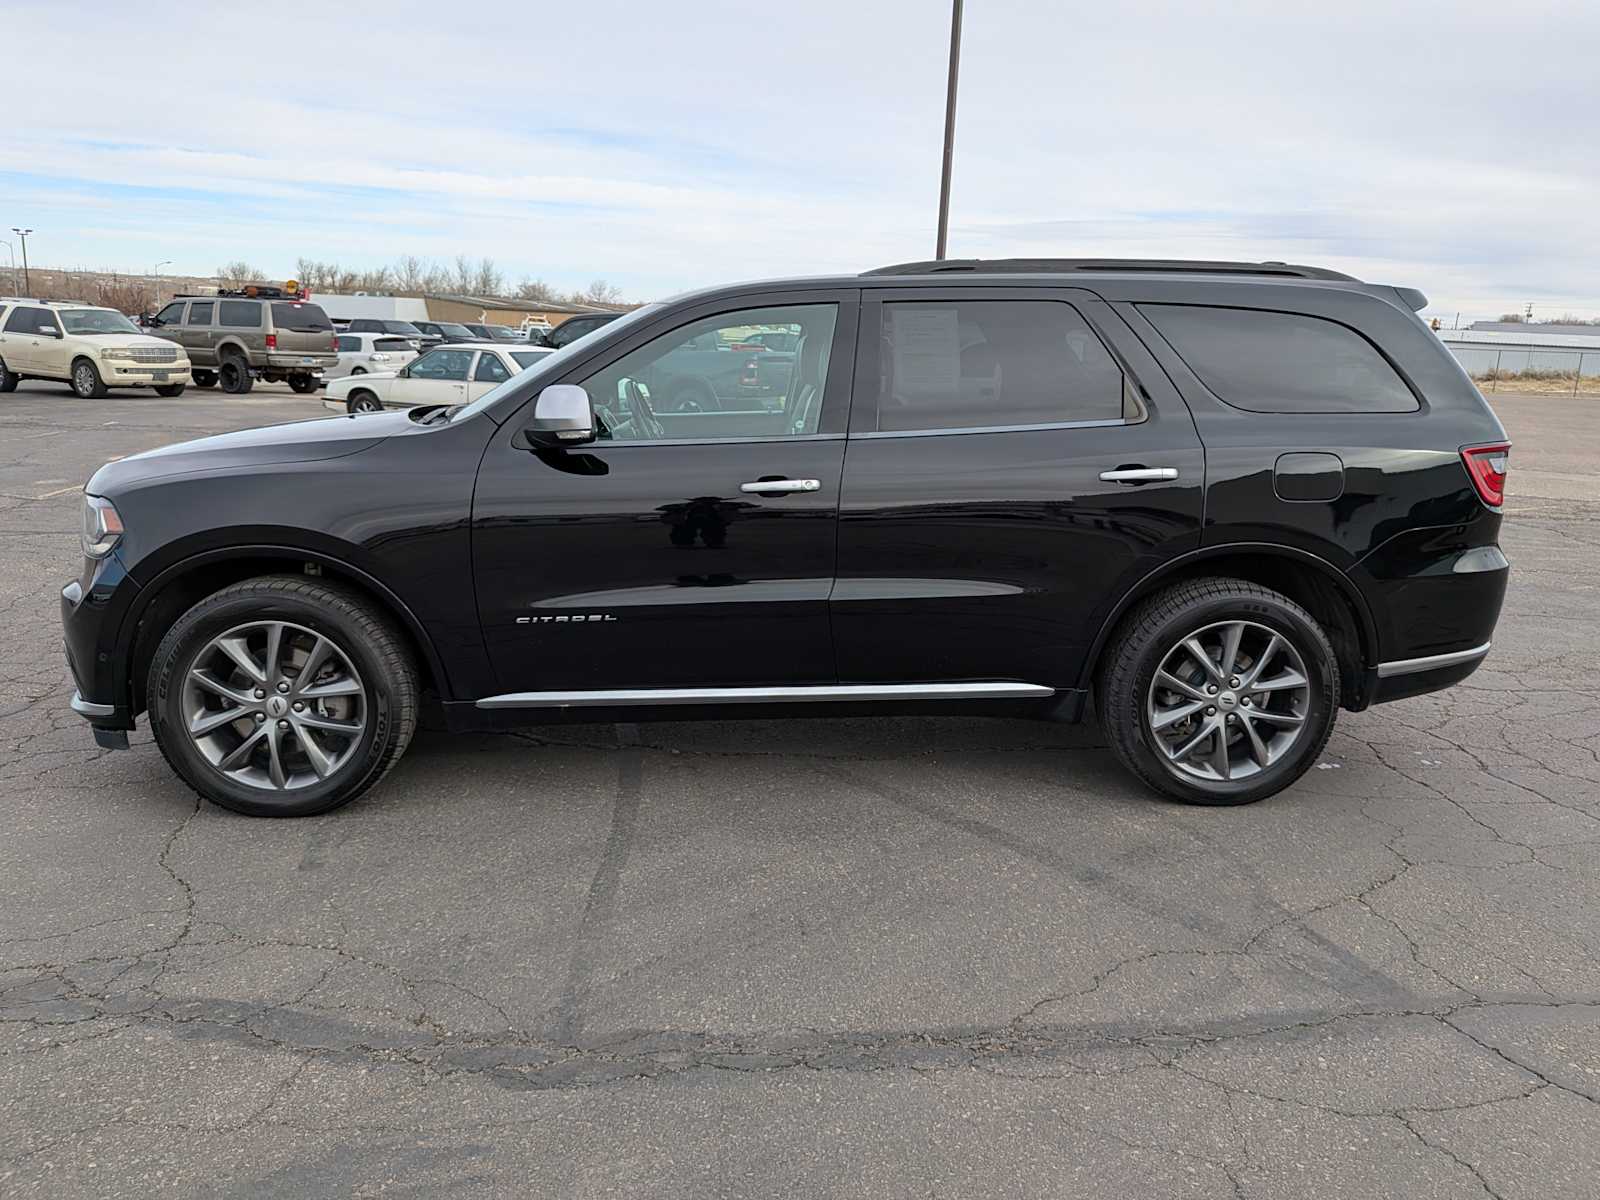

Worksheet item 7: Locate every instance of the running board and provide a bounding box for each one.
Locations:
[474,682,1056,710]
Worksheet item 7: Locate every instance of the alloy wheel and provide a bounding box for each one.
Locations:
[73,362,97,396]
[181,620,367,791]
[1145,619,1311,783]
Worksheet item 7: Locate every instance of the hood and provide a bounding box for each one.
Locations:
[79,332,184,352]
[87,410,417,494]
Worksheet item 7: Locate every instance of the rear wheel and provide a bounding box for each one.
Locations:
[0,357,16,392]
[665,379,717,413]
[146,576,418,817]
[192,370,218,389]
[287,374,318,394]
[1099,578,1338,806]
[350,366,367,375]
[347,390,383,413]
[154,384,186,398]
[71,358,109,399]
[219,356,253,394]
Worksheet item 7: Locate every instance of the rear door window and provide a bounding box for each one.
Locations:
[218,300,261,328]
[873,300,1133,433]
[1139,304,1417,413]
[4,305,40,333]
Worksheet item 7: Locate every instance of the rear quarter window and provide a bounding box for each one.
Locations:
[1139,304,1417,414]
[272,303,333,331]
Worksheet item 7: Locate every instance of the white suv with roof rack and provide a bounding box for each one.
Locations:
[0,299,192,398]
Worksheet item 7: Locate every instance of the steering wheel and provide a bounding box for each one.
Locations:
[624,379,667,440]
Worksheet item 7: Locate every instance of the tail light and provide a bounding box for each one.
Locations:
[330,334,339,351]
[1461,442,1510,507]
[264,333,277,350]
[741,357,759,386]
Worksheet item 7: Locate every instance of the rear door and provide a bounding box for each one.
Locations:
[832,287,1205,691]
[2,305,43,371]
[270,301,335,360]
[467,348,513,401]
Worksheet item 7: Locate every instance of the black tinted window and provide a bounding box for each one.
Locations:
[218,300,260,328]
[336,335,360,352]
[188,302,214,326]
[374,337,413,352]
[155,302,187,326]
[4,306,38,333]
[272,303,333,332]
[1140,304,1417,414]
[875,301,1127,433]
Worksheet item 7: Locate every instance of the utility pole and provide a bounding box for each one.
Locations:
[11,228,31,294]
[153,260,172,307]
[934,0,964,260]
[0,239,13,293]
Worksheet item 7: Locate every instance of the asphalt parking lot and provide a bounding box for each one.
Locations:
[3,377,1598,1198]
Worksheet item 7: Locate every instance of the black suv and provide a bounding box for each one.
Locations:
[61,259,1510,817]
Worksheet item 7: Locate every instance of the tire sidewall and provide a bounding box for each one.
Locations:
[72,359,102,398]
[0,357,14,391]
[1125,592,1338,805]
[348,392,380,413]
[150,591,399,816]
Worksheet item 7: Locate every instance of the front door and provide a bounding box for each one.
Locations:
[471,292,857,694]
[832,287,1206,691]
[182,300,216,366]
[391,346,471,407]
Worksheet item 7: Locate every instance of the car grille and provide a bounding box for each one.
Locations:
[127,346,179,363]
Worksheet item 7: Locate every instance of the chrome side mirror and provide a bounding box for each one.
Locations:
[525,384,595,447]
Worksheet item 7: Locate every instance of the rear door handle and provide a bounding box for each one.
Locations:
[740,478,821,494]
[1099,467,1179,483]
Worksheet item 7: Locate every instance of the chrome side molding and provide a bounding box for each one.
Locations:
[1375,642,1491,679]
[475,681,1055,709]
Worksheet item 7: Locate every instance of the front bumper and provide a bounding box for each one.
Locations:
[61,558,140,736]
[103,361,191,384]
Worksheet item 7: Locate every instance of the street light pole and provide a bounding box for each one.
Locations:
[11,228,32,294]
[934,0,964,261]
[0,239,13,294]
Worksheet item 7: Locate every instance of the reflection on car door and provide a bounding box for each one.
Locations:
[832,287,1205,692]
[471,291,858,694]
[1,306,43,372]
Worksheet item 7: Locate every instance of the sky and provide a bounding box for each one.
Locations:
[4,0,1598,321]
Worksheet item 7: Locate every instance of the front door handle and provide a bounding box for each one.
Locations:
[740,478,821,494]
[1099,467,1179,484]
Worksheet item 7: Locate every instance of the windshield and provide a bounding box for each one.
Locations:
[484,326,521,341]
[60,308,140,335]
[448,303,663,424]
[437,322,474,338]
[382,320,422,335]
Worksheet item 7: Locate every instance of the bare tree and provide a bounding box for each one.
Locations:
[394,256,426,293]
[573,279,622,306]
[468,258,501,297]
[453,255,476,293]
[217,260,265,287]
[1496,312,1524,323]
[516,277,556,302]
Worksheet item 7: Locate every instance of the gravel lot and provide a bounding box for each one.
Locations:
[3,379,1598,1198]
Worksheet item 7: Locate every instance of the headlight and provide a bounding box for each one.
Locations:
[100,348,136,362]
[81,494,124,559]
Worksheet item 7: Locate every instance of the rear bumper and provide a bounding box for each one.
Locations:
[265,354,336,371]
[1370,641,1491,705]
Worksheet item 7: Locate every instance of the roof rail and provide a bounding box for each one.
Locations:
[0,296,93,306]
[861,258,1360,282]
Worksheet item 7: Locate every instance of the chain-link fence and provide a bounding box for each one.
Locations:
[1445,345,1600,395]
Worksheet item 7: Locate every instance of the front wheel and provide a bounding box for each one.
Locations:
[146,576,418,817]
[72,358,109,399]
[1099,578,1339,806]
[154,384,186,397]
[287,375,318,394]
[347,390,383,413]
[192,370,217,389]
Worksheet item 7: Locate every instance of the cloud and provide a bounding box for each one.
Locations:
[3,0,1595,316]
